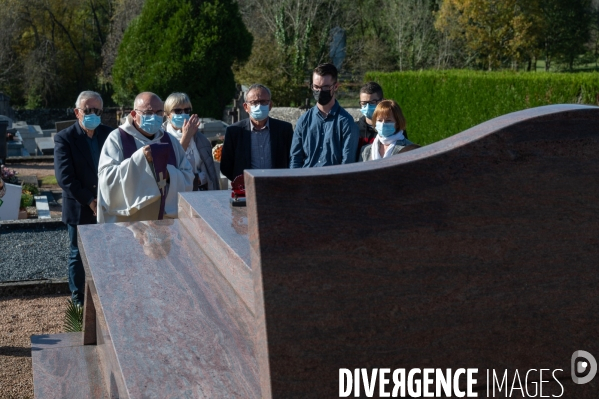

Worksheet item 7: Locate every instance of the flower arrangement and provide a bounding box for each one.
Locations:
[1,166,18,184]
[212,143,223,162]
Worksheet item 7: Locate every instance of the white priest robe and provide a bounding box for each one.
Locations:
[97,115,194,223]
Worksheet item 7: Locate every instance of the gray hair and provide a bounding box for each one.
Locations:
[75,91,103,108]
[164,93,192,115]
[244,84,271,102]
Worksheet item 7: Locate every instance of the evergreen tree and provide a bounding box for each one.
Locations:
[112,0,252,118]
[540,0,592,70]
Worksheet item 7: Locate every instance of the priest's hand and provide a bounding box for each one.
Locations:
[143,145,153,163]
[180,114,200,150]
[89,199,98,216]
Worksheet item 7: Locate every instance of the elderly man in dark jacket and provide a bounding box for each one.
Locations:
[220,84,293,181]
[54,91,112,306]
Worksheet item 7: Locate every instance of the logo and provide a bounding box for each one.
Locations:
[571,350,597,385]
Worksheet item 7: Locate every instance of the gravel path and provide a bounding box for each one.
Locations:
[0,227,69,282]
[0,294,68,399]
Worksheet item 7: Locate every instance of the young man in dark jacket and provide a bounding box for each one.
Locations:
[357,82,384,156]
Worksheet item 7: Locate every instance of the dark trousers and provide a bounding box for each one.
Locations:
[67,224,85,305]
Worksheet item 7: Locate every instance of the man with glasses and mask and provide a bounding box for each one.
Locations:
[54,90,113,306]
[220,83,293,181]
[97,92,193,223]
[290,63,358,168]
[358,82,384,155]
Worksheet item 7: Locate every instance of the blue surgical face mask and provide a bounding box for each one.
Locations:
[375,121,397,138]
[360,104,376,119]
[249,104,269,121]
[170,114,189,129]
[139,114,163,135]
[81,114,101,130]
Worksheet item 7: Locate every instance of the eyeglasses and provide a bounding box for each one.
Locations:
[135,109,165,117]
[359,99,382,107]
[311,83,337,91]
[246,100,270,106]
[172,108,192,115]
[77,108,103,116]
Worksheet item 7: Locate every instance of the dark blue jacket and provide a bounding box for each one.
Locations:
[220,117,294,181]
[54,122,112,225]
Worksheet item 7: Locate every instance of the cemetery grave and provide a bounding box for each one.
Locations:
[29,104,599,398]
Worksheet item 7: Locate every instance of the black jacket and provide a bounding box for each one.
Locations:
[220,117,293,181]
[54,122,112,225]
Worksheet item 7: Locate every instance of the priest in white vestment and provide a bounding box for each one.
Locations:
[97,92,194,223]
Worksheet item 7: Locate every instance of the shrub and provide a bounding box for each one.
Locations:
[112,0,252,119]
[366,70,599,145]
[22,183,39,196]
[20,193,33,208]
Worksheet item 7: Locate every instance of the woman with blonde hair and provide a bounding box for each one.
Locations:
[360,99,419,161]
[163,93,218,190]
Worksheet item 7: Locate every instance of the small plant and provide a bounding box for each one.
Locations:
[64,299,84,332]
[22,183,39,196]
[20,183,38,208]
[20,193,33,208]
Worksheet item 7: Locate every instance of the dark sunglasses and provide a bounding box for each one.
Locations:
[172,108,192,115]
[77,107,103,116]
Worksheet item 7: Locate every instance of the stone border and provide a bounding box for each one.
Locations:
[4,155,54,163]
[0,218,63,231]
[0,279,69,297]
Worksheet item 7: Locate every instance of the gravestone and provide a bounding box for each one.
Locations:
[14,124,44,155]
[54,120,77,133]
[34,195,51,219]
[31,104,599,398]
[35,137,54,155]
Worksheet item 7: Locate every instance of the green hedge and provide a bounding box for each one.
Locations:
[366,70,599,145]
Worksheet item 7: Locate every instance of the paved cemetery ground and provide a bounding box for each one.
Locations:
[0,294,68,399]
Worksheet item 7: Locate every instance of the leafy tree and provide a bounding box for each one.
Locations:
[1,0,110,107]
[101,0,145,79]
[112,0,252,118]
[539,0,592,70]
[235,0,344,105]
[435,0,539,70]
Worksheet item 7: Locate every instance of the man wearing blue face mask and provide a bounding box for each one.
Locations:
[220,84,294,181]
[357,82,384,156]
[97,92,193,223]
[54,90,113,306]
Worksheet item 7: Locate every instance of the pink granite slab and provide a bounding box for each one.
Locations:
[244,105,599,398]
[77,220,259,398]
[31,333,107,398]
[178,191,254,312]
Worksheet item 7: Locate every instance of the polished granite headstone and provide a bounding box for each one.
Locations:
[32,104,599,398]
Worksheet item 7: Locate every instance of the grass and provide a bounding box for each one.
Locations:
[40,175,57,186]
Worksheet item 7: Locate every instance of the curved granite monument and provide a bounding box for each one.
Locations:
[32,104,599,398]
